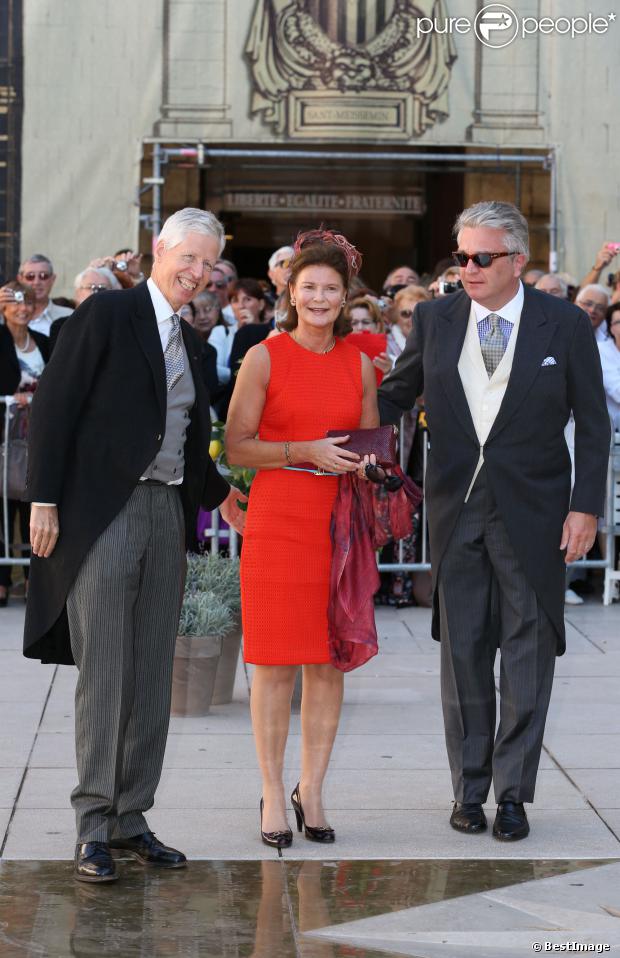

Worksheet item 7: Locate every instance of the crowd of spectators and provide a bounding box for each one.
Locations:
[1,235,619,606]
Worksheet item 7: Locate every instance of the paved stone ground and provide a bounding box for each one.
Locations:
[1,600,619,863]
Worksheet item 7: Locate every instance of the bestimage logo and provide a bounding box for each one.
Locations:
[416,3,616,48]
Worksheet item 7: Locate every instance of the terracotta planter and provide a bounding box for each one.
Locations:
[211,623,243,706]
[171,633,223,716]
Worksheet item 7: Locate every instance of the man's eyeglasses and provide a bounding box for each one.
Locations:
[452,251,516,269]
[207,280,228,290]
[275,259,290,269]
[578,300,607,314]
[78,284,109,293]
[21,271,52,282]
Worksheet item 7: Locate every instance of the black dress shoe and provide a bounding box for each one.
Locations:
[449,802,487,833]
[74,842,118,883]
[493,801,529,841]
[109,831,187,867]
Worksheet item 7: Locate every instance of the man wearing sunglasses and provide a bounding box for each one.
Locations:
[379,200,610,844]
[206,263,236,326]
[18,254,73,336]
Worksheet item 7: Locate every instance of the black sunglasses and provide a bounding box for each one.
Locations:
[364,463,403,492]
[452,251,517,269]
[207,279,228,290]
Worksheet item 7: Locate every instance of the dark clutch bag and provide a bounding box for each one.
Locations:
[325,425,398,468]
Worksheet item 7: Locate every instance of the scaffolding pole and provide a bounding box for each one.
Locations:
[146,143,557,265]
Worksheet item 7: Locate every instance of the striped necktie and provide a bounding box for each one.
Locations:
[480,313,506,378]
[164,313,184,391]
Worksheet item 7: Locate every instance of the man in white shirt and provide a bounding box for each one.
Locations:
[18,254,73,336]
[575,284,610,343]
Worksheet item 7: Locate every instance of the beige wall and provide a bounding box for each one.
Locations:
[21,0,162,295]
[20,0,620,293]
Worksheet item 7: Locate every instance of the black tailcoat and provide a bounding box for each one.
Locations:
[378,286,611,653]
[23,282,229,665]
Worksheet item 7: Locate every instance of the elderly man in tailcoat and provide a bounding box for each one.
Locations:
[24,208,246,882]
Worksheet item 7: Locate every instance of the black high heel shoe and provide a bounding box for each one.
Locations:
[291,784,335,844]
[259,799,292,849]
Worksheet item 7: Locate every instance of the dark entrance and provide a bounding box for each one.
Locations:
[145,145,465,291]
[202,149,464,290]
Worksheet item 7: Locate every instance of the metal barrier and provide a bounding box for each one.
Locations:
[207,418,620,606]
[1,397,31,569]
[603,429,620,604]
[2,396,616,604]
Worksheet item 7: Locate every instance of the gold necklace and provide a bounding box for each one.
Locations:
[291,331,336,354]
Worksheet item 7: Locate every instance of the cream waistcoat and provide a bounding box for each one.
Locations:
[457,308,522,499]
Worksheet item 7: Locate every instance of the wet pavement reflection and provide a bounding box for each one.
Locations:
[0,858,605,957]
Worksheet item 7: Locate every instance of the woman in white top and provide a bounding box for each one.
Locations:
[386,284,431,359]
[208,311,238,385]
[0,281,50,605]
[598,304,620,430]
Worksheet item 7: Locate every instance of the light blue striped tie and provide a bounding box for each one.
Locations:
[480,313,506,377]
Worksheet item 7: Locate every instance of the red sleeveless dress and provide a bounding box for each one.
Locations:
[241,333,363,665]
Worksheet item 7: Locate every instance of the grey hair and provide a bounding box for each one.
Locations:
[158,207,225,255]
[74,266,121,290]
[576,283,610,305]
[268,246,294,270]
[20,253,54,273]
[453,201,530,258]
[536,273,568,296]
[216,258,238,279]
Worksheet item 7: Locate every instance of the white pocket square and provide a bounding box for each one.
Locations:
[541,356,557,367]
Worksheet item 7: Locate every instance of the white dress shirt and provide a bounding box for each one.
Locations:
[470,281,524,334]
[598,336,620,429]
[146,277,177,349]
[29,300,73,337]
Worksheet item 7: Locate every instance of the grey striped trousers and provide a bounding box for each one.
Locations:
[438,468,557,805]
[67,484,186,842]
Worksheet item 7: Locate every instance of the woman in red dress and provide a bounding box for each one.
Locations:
[226,231,379,847]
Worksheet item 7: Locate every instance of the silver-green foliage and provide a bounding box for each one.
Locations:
[185,553,241,612]
[178,590,235,638]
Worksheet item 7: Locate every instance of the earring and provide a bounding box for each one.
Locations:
[341,300,346,307]
[290,299,296,306]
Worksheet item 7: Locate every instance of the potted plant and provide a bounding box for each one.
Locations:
[184,552,243,706]
[171,568,236,716]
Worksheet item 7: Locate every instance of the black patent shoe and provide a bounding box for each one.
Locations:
[109,831,187,867]
[259,799,293,849]
[291,784,335,844]
[449,802,488,834]
[74,842,118,883]
[493,801,529,841]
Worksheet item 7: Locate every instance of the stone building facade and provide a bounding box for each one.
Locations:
[8,0,620,293]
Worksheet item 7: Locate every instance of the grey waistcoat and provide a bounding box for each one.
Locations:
[142,340,196,483]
